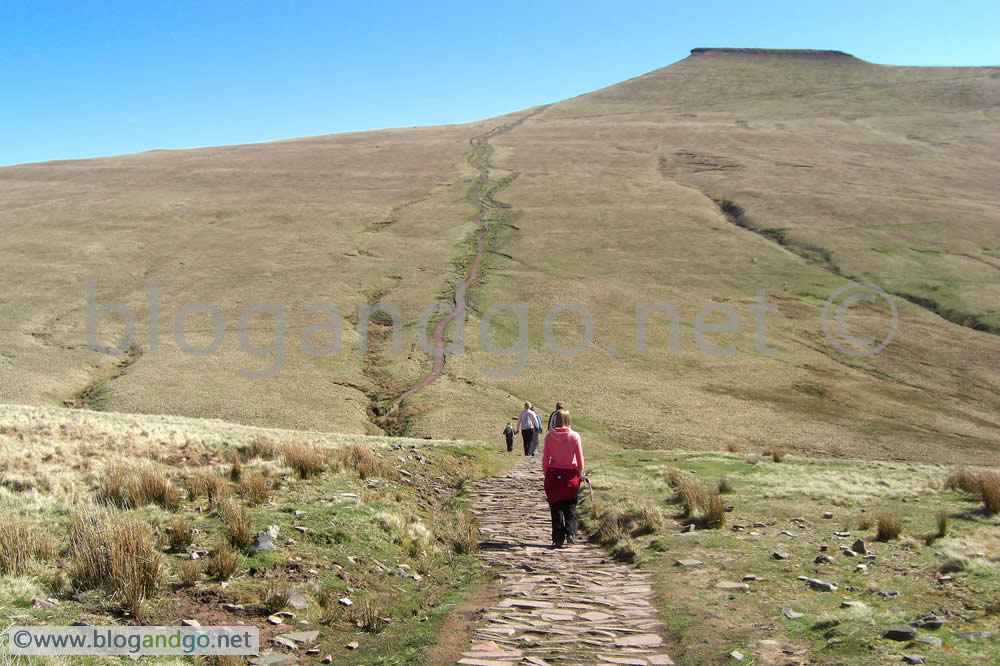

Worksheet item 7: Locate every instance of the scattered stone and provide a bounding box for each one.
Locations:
[778,530,796,537]
[877,590,901,599]
[409,573,422,581]
[294,526,308,534]
[742,574,758,581]
[272,636,297,651]
[783,608,804,619]
[305,649,319,655]
[835,531,851,537]
[180,619,200,627]
[753,522,767,528]
[346,641,359,649]
[675,559,703,567]
[885,625,917,641]
[253,654,298,666]
[277,631,318,644]
[732,524,746,531]
[915,636,942,648]
[681,523,696,533]
[910,614,946,629]
[841,601,867,610]
[31,598,55,609]
[715,582,750,591]
[902,655,925,664]
[841,548,857,557]
[822,512,834,519]
[285,589,309,610]
[266,525,280,539]
[952,631,989,640]
[250,531,276,553]
[730,650,745,660]
[338,598,353,607]
[267,615,283,625]
[772,552,792,560]
[851,539,867,554]
[189,552,199,560]
[806,578,838,592]
[855,564,867,572]
[276,611,296,618]
[819,544,829,552]
[864,554,877,560]
[321,656,332,664]
[814,555,834,564]
[937,575,953,583]
[294,510,306,517]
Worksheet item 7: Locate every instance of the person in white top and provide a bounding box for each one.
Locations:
[514,401,543,456]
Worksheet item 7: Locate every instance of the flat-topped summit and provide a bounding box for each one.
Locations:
[690,47,856,58]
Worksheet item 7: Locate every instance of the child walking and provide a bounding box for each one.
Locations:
[503,420,515,452]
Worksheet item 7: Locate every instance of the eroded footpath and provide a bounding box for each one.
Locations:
[460,457,675,665]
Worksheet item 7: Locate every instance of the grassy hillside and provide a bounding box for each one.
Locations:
[0,49,997,466]
[0,404,510,664]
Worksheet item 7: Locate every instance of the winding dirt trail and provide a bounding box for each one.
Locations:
[458,458,675,665]
[385,110,546,418]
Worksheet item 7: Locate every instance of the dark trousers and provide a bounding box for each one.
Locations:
[521,429,534,455]
[505,436,514,452]
[549,496,578,545]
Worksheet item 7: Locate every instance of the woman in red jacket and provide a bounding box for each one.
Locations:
[541,409,585,548]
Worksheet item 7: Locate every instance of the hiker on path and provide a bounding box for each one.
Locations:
[546,402,564,432]
[514,401,542,456]
[541,409,584,548]
[503,420,515,453]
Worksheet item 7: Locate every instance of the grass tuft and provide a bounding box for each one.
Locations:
[944,466,981,494]
[69,511,163,618]
[205,542,240,580]
[980,472,1000,514]
[216,499,252,550]
[0,520,55,575]
[875,512,901,541]
[247,435,279,460]
[705,491,726,529]
[238,472,271,506]
[167,516,195,551]
[97,464,180,510]
[282,440,325,479]
[330,443,397,480]
[261,586,291,614]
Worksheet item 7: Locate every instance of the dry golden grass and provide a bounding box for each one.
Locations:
[187,470,231,506]
[248,435,279,460]
[216,499,252,550]
[282,440,325,479]
[177,558,201,587]
[705,491,726,529]
[167,516,194,551]
[875,512,902,542]
[945,466,982,494]
[0,520,55,575]
[69,511,163,618]
[981,472,1000,515]
[237,471,271,506]
[96,464,180,510]
[205,542,240,581]
[330,442,397,480]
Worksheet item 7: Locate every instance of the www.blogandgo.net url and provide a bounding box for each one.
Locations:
[8,625,259,656]
[85,280,898,379]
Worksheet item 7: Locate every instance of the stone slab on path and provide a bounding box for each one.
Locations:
[460,457,675,665]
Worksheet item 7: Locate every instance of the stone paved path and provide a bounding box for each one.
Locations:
[460,457,675,665]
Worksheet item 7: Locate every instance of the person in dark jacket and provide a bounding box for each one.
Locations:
[503,420,515,452]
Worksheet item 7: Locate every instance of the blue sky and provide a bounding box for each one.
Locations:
[1,1,998,166]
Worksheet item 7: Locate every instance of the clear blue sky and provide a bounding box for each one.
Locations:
[1,0,997,166]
